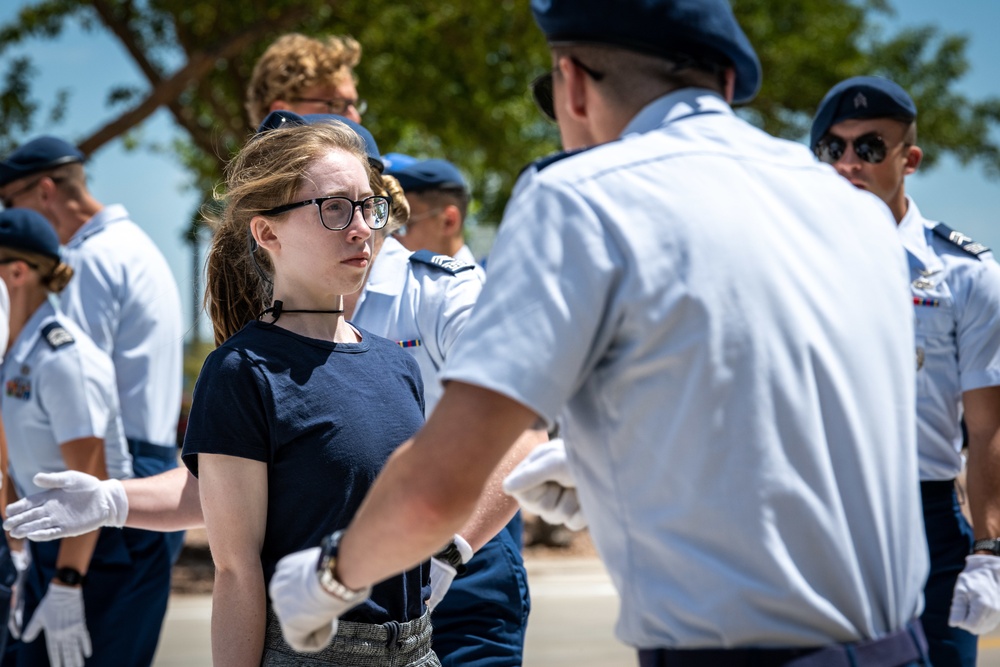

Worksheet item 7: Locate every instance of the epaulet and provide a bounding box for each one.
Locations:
[41,322,75,350]
[517,147,595,179]
[932,223,991,260]
[409,250,475,275]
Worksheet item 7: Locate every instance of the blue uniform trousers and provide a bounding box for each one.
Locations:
[10,445,182,666]
[0,536,17,657]
[16,525,173,667]
[919,480,976,667]
[431,513,530,667]
[128,440,185,564]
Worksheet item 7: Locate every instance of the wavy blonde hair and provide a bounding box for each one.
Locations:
[245,33,362,126]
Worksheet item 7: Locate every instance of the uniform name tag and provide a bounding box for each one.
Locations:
[409,250,475,275]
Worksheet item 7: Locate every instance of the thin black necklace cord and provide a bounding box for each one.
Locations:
[259,299,344,324]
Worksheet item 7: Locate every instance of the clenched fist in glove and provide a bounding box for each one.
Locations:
[503,439,587,531]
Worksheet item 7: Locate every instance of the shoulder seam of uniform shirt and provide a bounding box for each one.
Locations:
[521,146,599,177]
[409,250,475,275]
[932,223,991,260]
[40,322,75,350]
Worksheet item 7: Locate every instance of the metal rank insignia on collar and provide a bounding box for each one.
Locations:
[911,268,940,291]
[5,376,30,400]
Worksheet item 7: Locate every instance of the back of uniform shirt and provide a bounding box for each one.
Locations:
[60,209,183,447]
[442,90,926,648]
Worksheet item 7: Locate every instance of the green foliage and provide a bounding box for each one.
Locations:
[1,0,999,229]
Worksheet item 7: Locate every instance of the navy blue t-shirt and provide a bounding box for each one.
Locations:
[182,320,429,624]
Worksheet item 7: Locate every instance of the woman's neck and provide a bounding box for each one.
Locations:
[264,293,357,343]
[7,288,49,353]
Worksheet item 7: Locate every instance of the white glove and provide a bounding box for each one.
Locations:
[949,554,1000,634]
[8,548,31,639]
[427,534,473,612]
[22,582,92,667]
[269,547,370,652]
[3,471,128,541]
[503,439,587,531]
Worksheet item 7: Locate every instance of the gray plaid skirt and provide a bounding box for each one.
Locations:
[261,607,440,667]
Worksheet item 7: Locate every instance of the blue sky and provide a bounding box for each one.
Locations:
[2,1,999,342]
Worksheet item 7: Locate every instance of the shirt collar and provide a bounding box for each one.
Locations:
[66,204,130,248]
[621,88,733,139]
[896,196,939,271]
[7,298,58,367]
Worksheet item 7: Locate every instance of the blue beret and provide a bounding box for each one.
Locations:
[256,110,383,172]
[385,158,468,193]
[0,208,61,261]
[0,136,84,188]
[530,0,761,104]
[810,76,917,150]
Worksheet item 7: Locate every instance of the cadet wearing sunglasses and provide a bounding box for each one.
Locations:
[812,76,1000,667]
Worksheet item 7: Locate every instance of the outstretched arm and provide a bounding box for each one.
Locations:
[5,466,204,540]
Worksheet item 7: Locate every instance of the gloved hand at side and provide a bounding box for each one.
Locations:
[22,582,92,667]
[269,546,370,652]
[503,438,587,530]
[4,471,128,541]
[949,554,1000,634]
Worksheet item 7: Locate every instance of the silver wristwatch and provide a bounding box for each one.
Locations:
[316,530,368,602]
[972,538,1000,556]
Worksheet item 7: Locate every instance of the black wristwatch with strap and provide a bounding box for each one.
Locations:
[972,538,1000,556]
[54,567,85,586]
[434,541,468,576]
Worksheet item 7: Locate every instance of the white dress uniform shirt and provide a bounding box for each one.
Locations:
[2,299,131,497]
[0,279,9,353]
[453,244,479,268]
[59,204,183,447]
[899,197,1000,481]
[353,236,484,413]
[442,89,927,648]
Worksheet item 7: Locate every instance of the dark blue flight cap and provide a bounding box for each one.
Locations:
[256,110,384,172]
[385,158,468,193]
[810,76,917,151]
[382,153,419,173]
[530,0,762,104]
[0,136,85,188]
[0,208,61,261]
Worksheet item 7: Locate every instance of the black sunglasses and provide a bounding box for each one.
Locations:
[530,58,605,121]
[814,132,895,165]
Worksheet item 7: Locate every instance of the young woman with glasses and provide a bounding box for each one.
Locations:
[183,122,438,667]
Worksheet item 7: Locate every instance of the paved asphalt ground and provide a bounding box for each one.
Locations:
[151,557,1000,666]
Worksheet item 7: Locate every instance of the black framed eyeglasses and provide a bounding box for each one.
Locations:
[814,132,896,165]
[529,57,605,121]
[291,97,368,117]
[262,195,391,231]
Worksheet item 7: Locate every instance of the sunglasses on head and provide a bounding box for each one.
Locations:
[814,132,893,165]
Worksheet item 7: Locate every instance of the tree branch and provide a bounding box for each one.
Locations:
[79,4,311,158]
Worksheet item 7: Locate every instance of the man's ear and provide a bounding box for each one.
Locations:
[559,57,590,122]
[441,205,462,237]
[904,145,923,176]
[723,68,736,104]
[251,215,280,253]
